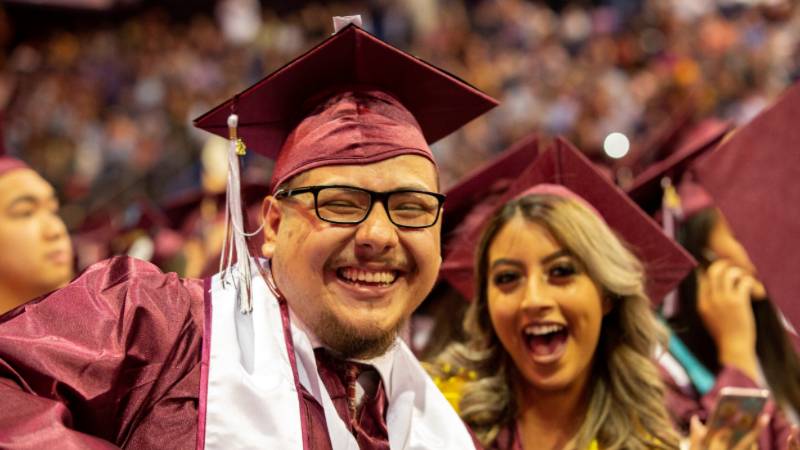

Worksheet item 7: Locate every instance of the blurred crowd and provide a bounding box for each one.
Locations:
[1,0,799,234]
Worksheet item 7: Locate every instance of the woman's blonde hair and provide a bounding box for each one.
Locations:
[435,194,679,449]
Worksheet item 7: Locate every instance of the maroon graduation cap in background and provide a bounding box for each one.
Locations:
[627,118,732,217]
[442,137,696,304]
[618,105,694,175]
[438,133,540,298]
[694,81,800,331]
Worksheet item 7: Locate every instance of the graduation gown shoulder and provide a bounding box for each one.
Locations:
[0,256,205,449]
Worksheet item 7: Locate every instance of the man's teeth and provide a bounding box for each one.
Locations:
[524,324,566,336]
[340,268,397,284]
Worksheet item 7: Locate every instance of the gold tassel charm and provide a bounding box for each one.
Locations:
[228,114,247,156]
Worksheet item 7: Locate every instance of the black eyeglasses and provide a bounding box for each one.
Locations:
[274,185,446,229]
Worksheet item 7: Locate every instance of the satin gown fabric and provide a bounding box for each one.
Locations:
[0,257,342,450]
[0,256,204,449]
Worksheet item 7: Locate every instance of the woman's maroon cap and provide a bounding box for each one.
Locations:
[439,133,540,298]
[694,81,800,330]
[443,133,540,236]
[193,22,499,192]
[441,137,696,304]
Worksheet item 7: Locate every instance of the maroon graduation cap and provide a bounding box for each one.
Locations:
[439,133,540,298]
[620,105,693,174]
[694,81,800,330]
[443,133,540,237]
[442,137,696,304]
[194,22,498,191]
[192,19,497,312]
[627,118,732,216]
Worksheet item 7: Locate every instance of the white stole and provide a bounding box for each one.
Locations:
[202,265,476,450]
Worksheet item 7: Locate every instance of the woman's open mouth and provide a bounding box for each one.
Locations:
[522,322,568,364]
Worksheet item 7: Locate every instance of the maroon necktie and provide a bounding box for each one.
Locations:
[314,349,391,450]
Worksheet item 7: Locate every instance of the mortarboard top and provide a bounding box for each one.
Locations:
[627,118,732,216]
[193,22,499,191]
[442,133,540,238]
[694,81,800,330]
[438,133,540,298]
[621,106,693,174]
[442,137,696,304]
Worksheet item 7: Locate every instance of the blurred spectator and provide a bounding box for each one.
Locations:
[0,158,74,314]
[1,0,798,241]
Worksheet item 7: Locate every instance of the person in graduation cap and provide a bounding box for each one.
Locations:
[432,138,704,449]
[0,154,73,314]
[630,91,800,449]
[0,18,497,450]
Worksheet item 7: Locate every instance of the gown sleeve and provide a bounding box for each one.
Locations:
[0,256,205,449]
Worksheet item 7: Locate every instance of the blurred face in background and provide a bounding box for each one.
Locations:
[0,169,73,311]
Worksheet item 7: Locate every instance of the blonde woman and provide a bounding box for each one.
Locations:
[434,141,765,450]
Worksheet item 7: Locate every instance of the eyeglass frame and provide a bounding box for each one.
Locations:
[273,184,447,229]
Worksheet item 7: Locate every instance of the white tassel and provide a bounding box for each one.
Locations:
[219,113,262,314]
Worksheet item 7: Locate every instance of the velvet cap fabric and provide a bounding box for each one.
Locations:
[441,137,696,304]
[694,81,800,330]
[439,134,540,297]
[193,23,499,192]
[627,118,732,217]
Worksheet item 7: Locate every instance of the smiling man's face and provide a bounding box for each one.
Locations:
[262,155,441,359]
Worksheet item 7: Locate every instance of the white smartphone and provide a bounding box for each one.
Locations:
[705,386,770,446]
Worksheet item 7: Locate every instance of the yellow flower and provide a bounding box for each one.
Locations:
[429,365,477,413]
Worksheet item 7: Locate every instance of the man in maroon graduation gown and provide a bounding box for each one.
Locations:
[0,19,497,449]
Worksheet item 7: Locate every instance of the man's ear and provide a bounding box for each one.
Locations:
[261,196,281,259]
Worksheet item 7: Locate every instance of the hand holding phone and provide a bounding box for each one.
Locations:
[704,387,770,448]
